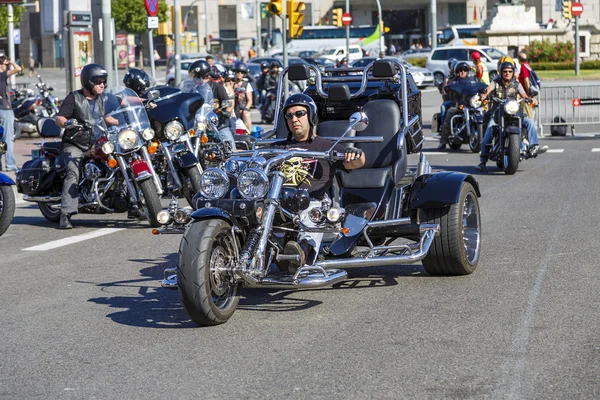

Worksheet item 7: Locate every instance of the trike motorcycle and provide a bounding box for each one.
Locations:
[163,60,482,326]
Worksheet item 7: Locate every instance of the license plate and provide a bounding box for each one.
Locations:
[31,149,41,158]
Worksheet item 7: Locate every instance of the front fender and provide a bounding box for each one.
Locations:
[130,159,153,181]
[0,173,15,185]
[190,207,244,233]
[505,126,521,134]
[174,151,198,168]
[408,171,481,210]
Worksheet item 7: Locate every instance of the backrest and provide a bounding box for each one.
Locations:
[356,99,401,169]
[37,117,62,138]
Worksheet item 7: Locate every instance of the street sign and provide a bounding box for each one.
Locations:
[571,2,583,17]
[341,12,352,26]
[147,16,159,29]
[68,11,92,27]
[144,0,159,17]
[573,98,599,107]
[13,28,20,45]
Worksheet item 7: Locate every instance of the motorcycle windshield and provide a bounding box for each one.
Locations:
[95,87,151,153]
[446,78,488,97]
[179,79,214,104]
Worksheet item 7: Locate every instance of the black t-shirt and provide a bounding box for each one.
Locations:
[0,70,10,110]
[274,135,346,199]
[207,80,229,103]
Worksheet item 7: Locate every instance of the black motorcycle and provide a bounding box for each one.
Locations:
[486,96,533,175]
[436,78,487,152]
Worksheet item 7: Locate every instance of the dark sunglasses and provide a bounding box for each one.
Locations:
[502,70,513,74]
[93,79,107,85]
[285,110,308,120]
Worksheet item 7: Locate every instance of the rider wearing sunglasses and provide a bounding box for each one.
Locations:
[55,63,120,229]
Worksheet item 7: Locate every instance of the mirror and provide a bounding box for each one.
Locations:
[348,111,368,132]
[64,118,77,127]
[147,89,161,101]
[207,111,219,131]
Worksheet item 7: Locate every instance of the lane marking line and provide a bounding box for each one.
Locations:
[592,148,600,152]
[23,228,125,251]
[421,152,448,155]
[546,149,564,153]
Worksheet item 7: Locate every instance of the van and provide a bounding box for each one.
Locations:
[166,53,213,76]
[425,45,506,86]
[318,45,363,63]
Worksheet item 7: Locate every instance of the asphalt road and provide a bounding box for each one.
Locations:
[2,132,599,398]
[2,70,599,398]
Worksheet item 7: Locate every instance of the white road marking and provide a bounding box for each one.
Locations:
[23,228,125,251]
[546,149,564,153]
[422,152,448,155]
[592,148,600,152]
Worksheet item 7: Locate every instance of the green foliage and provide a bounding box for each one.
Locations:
[523,39,575,63]
[410,58,427,68]
[532,60,600,70]
[0,5,25,39]
[112,0,168,34]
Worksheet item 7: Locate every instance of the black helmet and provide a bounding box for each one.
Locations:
[188,60,211,79]
[454,61,471,74]
[260,61,269,69]
[447,57,458,69]
[232,61,248,74]
[81,63,108,92]
[269,62,279,70]
[499,61,515,73]
[224,69,236,82]
[209,65,222,80]
[122,68,150,96]
[283,93,318,133]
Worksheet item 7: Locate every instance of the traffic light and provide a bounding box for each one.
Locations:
[288,1,305,38]
[171,5,182,34]
[332,8,343,27]
[562,0,572,20]
[268,0,283,16]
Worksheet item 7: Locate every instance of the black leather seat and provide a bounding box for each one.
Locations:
[337,99,406,189]
[37,117,62,138]
[41,142,62,158]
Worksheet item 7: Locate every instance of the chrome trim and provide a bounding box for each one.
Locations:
[22,195,61,203]
[161,143,183,190]
[141,146,163,194]
[117,155,139,203]
[416,153,432,177]
[244,268,348,290]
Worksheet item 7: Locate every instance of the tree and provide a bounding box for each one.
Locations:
[0,5,25,39]
[112,0,168,67]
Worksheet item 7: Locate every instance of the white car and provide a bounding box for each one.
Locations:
[350,56,434,88]
[166,59,227,87]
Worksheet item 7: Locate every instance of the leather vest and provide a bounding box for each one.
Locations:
[62,90,105,150]
[493,78,520,100]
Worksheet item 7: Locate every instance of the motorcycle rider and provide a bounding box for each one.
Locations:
[55,64,119,229]
[232,61,253,132]
[475,61,548,172]
[438,61,473,149]
[222,69,237,136]
[261,62,280,123]
[122,68,151,97]
[437,58,458,150]
[274,94,365,268]
[471,51,489,85]
[188,60,236,149]
[256,61,270,109]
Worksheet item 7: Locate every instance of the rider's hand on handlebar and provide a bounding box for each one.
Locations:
[344,147,363,163]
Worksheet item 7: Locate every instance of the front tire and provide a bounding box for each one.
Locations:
[469,123,483,153]
[138,179,162,227]
[503,134,520,175]
[179,166,202,207]
[420,182,481,275]
[0,185,16,236]
[178,219,241,326]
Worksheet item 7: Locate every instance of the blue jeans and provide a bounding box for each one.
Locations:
[218,126,236,150]
[0,109,16,170]
[480,116,538,163]
[440,100,452,128]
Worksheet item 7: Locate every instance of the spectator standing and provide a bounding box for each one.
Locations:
[389,44,396,55]
[28,55,36,78]
[153,50,160,62]
[0,55,21,172]
[518,51,536,119]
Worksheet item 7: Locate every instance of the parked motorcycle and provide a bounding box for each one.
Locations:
[16,88,164,226]
[486,96,533,175]
[0,126,16,237]
[34,75,60,117]
[435,78,487,152]
[12,87,42,139]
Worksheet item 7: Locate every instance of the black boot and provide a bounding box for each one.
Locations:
[59,213,73,229]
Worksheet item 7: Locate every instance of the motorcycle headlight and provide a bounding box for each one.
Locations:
[326,207,345,223]
[156,210,172,225]
[195,113,207,132]
[101,141,115,155]
[117,129,138,150]
[237,168,269,200]
[469,95,482,108]
[505,100,519,115]
[164,120,184,141]
[199,168,229,200]
[141,128,155,141]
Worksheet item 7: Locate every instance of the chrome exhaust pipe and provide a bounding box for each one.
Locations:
[245,268,348,289]
[23,195,61,203]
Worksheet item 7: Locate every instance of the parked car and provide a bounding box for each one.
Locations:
[317,44,363,63]
[400,48,432,60]
[166,52,213,75]
[165,59,202,87]
[350,57,434,88]
[312,57,337,69]
[425,45,506,86]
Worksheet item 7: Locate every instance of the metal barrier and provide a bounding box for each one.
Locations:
[537,84,600,136]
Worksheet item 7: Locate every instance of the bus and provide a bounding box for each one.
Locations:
[267,25,384,56]
[437,25,482,46]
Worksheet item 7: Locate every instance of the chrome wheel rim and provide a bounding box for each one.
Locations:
[462,192,481,264]
[209,232,236,310]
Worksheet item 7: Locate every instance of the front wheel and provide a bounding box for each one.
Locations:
[0,185,16,236]
[503,134,520,175]
[469,122,483,153]
[178,219,241,326]
[420,182,481,275]
[179,166,202,207]
[138,179,162,227]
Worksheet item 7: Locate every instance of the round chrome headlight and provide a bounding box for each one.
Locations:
[101,141,115,155]
[505,100,519,115]
[199,168,229,200]
[469,95,482,108]
[164,120,184,141]
[326,207,345,223]
[156,210,172,225]
[117,129,138,150]
[141,128,155,141]
[237,168,269,200]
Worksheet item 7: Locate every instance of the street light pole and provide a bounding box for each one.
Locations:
[205,0,209,53]
[256,0,262,57]
[7,5,15,87]
[174,0,182,85]
[375,0,383,55]
[430,0,437,49]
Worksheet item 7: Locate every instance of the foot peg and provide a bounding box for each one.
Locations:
[161,267,178,289]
